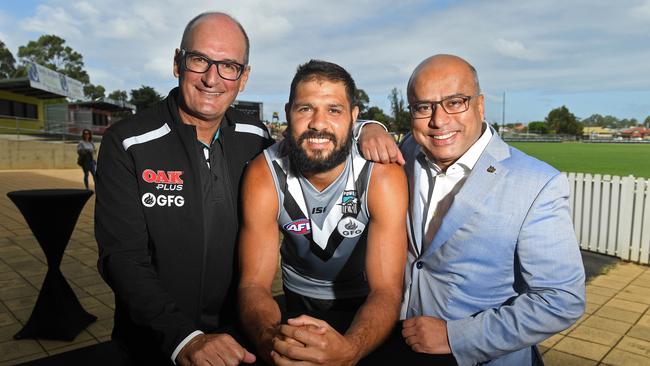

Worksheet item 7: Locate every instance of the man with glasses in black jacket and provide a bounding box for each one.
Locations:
[95,12,272,366]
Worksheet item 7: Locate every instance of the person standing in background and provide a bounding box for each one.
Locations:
[77,128,96,189]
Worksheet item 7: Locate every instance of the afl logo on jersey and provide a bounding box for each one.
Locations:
[337,217,365,238]
[283,218,311,235]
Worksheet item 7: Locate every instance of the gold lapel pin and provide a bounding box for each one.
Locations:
[487,166,496,173]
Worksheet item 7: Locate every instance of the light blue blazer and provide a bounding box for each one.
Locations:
[400,132,585,366]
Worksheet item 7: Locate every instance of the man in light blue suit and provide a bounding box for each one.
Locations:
[393,54,586,365]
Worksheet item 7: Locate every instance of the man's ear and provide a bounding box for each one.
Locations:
[351,105,359,123]
[173,48,181,78]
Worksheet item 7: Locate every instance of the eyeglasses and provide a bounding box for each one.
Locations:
[408,94,478,119]
[179,49,246,81]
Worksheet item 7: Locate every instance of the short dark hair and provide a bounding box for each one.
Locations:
[180,12,250,64]
[288,60,357,108]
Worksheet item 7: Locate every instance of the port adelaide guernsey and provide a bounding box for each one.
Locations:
[264,141,374,300]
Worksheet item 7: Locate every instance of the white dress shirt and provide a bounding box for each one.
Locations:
[420,123,492,246]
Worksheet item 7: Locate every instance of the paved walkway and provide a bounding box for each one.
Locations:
[0,169,649,365]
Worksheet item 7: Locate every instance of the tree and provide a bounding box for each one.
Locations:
[388,87,410,133]
[645,116,650,128]
[108,90,129,103]
[130,85,162,112]
[15,35,89,84]
[354,88,369,115]
[491,122,500,132]
[527,121,549,135]
[545,106,583,136]
[581,114,604,127]
[360,106,391,124]
[84,83,105,101]
[0,40,16,78]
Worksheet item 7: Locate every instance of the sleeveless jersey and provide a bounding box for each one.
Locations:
[264,141,373,300]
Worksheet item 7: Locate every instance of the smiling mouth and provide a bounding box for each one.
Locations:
[432,131,457,140]
[307,137,331,144]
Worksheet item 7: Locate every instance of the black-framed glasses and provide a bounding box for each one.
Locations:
[408,94,478,119]
[179,49,246,81]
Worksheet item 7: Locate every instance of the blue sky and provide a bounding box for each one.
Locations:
[1,0,650,124]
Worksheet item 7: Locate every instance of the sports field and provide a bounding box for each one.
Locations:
[508,142,650,178]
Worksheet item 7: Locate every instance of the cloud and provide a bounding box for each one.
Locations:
[493,38,544,61]
[21,4,82,38]
[2,0,650,122]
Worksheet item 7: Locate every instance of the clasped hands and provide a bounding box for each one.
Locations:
[269,315,360,366]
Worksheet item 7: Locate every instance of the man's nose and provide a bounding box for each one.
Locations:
[308,109,328,130]
[201,64,222,86]
[428,104,450,129]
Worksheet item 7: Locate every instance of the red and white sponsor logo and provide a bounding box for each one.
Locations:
[283,218,311,235]
[142,169,184,191]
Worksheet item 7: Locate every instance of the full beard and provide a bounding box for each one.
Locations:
[285,127,353,176]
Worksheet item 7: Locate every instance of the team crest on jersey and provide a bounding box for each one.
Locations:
[283,218,311,235]
[337,217,365,238]
[338,190,358,215]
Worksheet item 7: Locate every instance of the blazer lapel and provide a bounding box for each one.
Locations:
[422,134,511,256]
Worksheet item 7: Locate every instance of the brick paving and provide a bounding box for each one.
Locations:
[0,169,649,365]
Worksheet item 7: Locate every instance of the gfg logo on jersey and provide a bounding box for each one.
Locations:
[142,169,184,191]
[141,192,185,208]
[337,217,365,238]
[283,218,311,234]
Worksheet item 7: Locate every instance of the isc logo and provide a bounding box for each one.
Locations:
[283,218,311,235]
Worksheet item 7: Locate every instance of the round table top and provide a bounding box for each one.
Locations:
[7,189,94,199]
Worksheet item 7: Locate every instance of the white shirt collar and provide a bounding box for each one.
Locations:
[421,121,492,175]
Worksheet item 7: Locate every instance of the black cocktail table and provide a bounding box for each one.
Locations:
[8,189,97,341]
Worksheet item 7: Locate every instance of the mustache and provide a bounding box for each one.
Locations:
[296,130,337,145]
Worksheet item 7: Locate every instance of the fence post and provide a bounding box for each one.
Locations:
[581,174,593,249]
[574,173,585,249]
[630,178,646,263]
[589,174,601,252]
[598,175,611,254]
[617,175,635,260]
[640,178,650,265]
[607,175,621,256]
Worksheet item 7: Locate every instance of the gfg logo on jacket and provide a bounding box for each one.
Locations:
[141,192,185,208]
[142,169,184,191]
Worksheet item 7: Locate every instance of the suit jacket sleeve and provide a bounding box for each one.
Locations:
[95,128,196,358]
[446,172,586,365]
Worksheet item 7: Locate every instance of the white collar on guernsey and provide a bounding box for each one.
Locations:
[421,121,492,175]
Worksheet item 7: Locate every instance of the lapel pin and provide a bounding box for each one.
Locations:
[487,166,496,173]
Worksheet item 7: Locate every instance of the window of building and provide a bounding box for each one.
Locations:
[92,112,108,126]
[0,98,39,119]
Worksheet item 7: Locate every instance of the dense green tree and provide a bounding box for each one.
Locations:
[108,90,129,103]
[491,122,500,132]
[354,88,369,115]
[645,116,650,128]
[359,106,391,125]
[388,87,410,133]
[83,83,105,101]
[545,106,583,136]
[527,121,549,134]
[0,40,16,79]
[15,35,89,84]
[130,85,162,112]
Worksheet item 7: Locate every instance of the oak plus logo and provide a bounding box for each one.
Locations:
[141,192,185,208]
[142,169,184,191]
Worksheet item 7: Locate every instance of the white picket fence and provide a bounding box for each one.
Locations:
[565,172,650,265]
